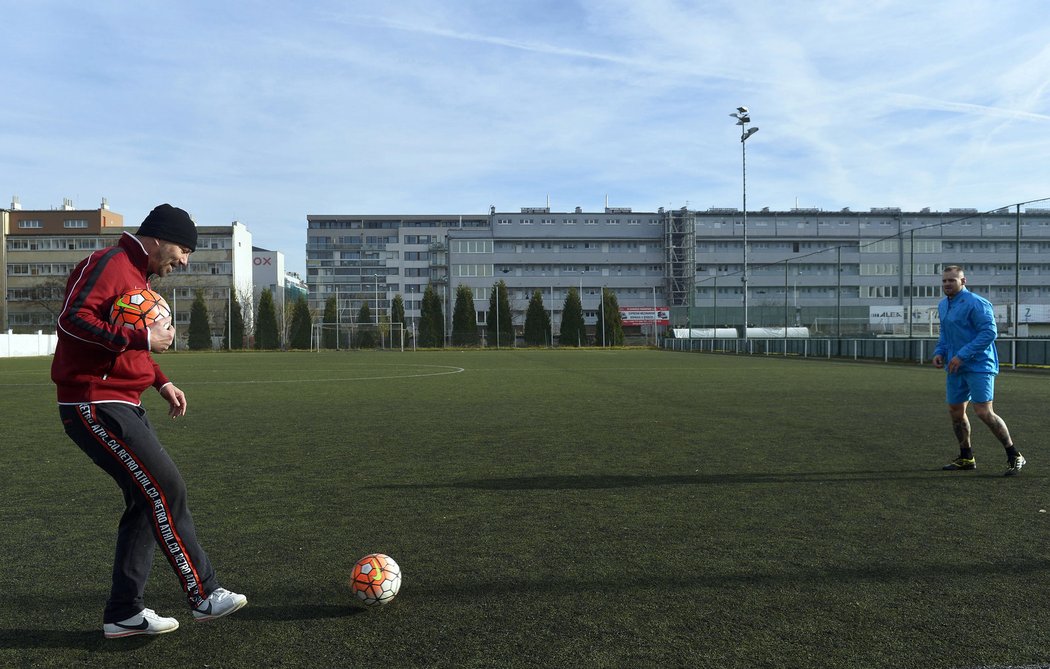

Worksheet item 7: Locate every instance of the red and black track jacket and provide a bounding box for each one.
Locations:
[51,232,171,405]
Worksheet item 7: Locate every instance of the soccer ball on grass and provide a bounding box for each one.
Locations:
[350,553,401,607]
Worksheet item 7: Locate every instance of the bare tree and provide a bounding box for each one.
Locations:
[27,277,68,328]
[237,286,256,341]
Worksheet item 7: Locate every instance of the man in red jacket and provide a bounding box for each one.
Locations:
[53,204,247,639]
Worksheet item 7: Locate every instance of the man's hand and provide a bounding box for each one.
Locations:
[160,383,188,418]
[947,355,963,374]
[148,317,175,352]
[932,354,944,369]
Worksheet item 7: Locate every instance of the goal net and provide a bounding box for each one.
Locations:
[311,322,407,351]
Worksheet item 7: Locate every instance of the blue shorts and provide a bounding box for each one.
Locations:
[945,372,996,405]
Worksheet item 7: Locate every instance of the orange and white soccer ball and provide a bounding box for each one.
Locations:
[110,288,171,330]
[350,553,401,607]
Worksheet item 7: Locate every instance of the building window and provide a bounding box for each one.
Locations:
[451,240,493,254]
[18,219,42,229]
[63,219,88,228]
[453,264,494,278]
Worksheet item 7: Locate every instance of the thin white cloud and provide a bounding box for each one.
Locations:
[891,95,1050,122]
[370,17,640,68]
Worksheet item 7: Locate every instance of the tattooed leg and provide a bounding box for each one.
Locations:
[974,402,1013,447]
[952,415,972,450]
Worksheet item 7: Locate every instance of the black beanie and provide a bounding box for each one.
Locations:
[136,204,198,252]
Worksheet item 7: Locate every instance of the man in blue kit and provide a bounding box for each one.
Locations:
[933,265,1025,476]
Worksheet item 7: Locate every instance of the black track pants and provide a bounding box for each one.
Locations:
[60,402,217,623]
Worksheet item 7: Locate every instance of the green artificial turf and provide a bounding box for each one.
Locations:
[1,349,1047,668]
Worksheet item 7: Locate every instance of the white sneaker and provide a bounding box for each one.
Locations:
[1005,453,1026,477]
[192,588,247,621]
[103,608,179,639]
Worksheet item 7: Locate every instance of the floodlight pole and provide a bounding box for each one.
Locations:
[373,274,379,316]
[172,292,178,352]
[373,273,382,349]
[550,284,555,348]
[652,285,657,347]
[601,286,606,348]
[730,107,758,343]
[579,270,584,347]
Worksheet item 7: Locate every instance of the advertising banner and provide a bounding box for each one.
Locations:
[619,307,670,326]
[869,304,1049,325]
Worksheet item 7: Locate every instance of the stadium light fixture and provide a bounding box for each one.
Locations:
[731,107,759,341]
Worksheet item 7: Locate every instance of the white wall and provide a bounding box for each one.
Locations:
[1,330,57,357]
[231,222,255,303]
[252,248,286,310]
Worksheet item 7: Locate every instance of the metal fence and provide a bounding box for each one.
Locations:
[662,337,1050,369]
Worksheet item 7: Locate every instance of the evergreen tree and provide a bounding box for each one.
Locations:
[559,286,586,347]
[523,290,551,346]
[391,294,406,328]
[418,283,444,347]
[255,289,280,349]
[187,289,212,350]
[222,291,245,350]
[391,294,407,345]
[593,287,625,346]
[485,280,514,348]
[356,302,375,348]
[288,295,313,349]
[451,284,479,346]
[322,295,337,349]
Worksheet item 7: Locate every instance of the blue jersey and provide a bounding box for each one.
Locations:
[934,288,999,374]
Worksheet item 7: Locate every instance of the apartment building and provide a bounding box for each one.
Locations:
[153,220,253,347]
[448,206,667,329]
[687,206,1050,335]
[306,204,1050,338]
[306,212,490,326]
[2,198,124,331]
[2,199,254,346]
[306,207,667,334]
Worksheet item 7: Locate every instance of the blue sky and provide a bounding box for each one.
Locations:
[4,0,1050,276]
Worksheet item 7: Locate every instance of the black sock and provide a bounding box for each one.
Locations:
[1005,445,1019,460]
[960,448,974,460]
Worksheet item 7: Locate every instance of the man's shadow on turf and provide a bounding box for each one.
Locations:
[0,628,140,652]
[371,469,994,491]
[0,603,361,651]
[235,603,364,622]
